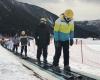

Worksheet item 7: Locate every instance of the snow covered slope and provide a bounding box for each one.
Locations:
[1,38,100,80]
[0,45,40,80]
[0,45,65,80]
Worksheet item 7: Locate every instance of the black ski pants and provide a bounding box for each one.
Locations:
[37,45,48,61]
[53,41,69,67]
[12,44,18,52]
[21,45,27,56]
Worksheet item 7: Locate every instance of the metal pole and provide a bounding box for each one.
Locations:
[81,40,84,64]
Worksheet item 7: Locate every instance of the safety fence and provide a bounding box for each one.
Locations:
[72,39,100,68]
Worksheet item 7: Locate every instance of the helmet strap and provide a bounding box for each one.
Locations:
[63,14,72,24]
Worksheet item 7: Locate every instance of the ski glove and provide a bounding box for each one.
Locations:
[70,39,73,46]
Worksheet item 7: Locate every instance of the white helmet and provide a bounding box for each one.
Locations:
[21,31,25,35]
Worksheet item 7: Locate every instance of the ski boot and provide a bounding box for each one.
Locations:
[43,59,48,69]
[52,65,61,73]
[20,53,22,57]
[24,55,28,59]
[64,65,70,72]
[43,59,47,64]
[37,59,41,65]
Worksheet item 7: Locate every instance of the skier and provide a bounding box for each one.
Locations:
[35,18,50,65]
[20,31,28,58]
[52,9,74,72]
[12,34,19,53]
[1,37,5,46]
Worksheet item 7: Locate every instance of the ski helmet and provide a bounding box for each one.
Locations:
[64,9,74,19]
[21,31,25,35]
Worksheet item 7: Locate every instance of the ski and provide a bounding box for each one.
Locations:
[24,57,74,80]
[45,62,82,80]
[35,62,73,80]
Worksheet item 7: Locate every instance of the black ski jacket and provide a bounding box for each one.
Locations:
[20,35,28,46]
[35,23,50,47]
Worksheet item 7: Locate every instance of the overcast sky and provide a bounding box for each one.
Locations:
[17,0,100,21]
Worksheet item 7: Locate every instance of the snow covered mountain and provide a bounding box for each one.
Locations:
[75,20,100,38]
[0,0,57,35]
